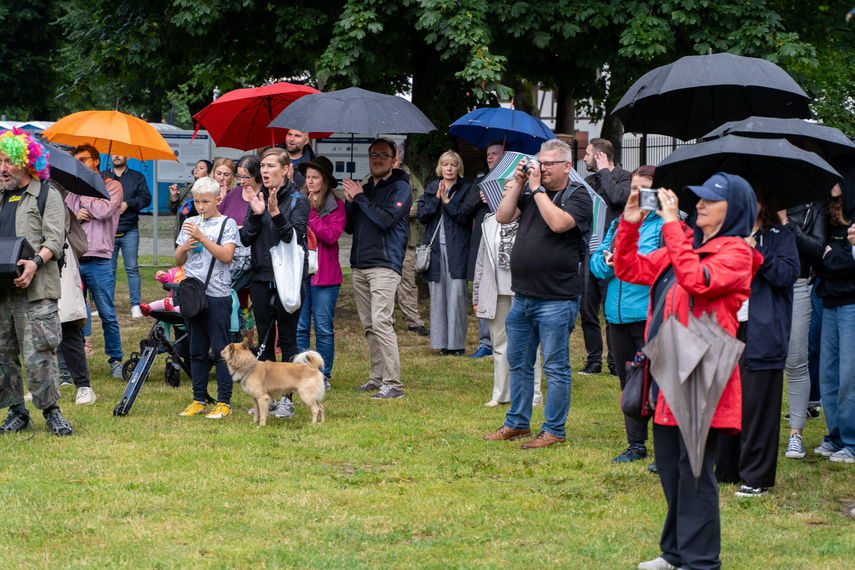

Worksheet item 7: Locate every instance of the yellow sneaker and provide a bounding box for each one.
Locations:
[179,401,207,416]
[206,402,232,419]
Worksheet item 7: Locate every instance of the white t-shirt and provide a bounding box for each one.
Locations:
[176,215,238,297]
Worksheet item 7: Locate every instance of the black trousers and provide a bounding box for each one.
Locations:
[580,272,613,370]
[609,320,650,445]
[251,279,305,364]
[57,321,90,389]
[655,424,722,570]
[715,365,784,488]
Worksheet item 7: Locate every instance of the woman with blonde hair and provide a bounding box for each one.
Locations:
[212,157,236,200]
[417,150,473,355]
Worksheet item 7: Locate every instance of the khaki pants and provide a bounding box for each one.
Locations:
[490,295,542,403]
[352,267,403,388]
[396,247,424,328]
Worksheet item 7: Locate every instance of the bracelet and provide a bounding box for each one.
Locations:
[31,255,43,270]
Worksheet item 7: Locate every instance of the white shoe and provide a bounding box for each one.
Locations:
[76,387,97,405]
[532,399,543,407]
[484,400,501,407]
[131,306,143,318]
[91,311,99,318]
[638,557,677,570]
[24,392,32,402]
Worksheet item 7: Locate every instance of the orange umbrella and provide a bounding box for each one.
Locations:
[41,110,178,162]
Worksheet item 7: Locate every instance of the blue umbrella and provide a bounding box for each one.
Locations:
[448,108,555,154]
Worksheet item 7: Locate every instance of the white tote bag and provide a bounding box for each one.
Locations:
[269,229,305,313]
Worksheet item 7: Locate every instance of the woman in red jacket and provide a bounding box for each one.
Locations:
[614,173,761,570]
[296,156,346,389]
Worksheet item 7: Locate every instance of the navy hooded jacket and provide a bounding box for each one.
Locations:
[744,225,799,370]
[345,168,412,274]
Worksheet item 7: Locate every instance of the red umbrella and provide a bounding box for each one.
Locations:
[192,82,330,150]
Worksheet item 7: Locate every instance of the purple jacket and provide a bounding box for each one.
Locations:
[65,178,123,259]
[309,195,346,287]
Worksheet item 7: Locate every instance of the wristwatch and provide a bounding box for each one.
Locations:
[531,186,546,195]
[31,255,44,270]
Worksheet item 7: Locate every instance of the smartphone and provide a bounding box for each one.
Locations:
[638,188,661,211]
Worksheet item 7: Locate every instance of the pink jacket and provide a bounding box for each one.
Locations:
[308,196,346,286]
[65,178,123,259]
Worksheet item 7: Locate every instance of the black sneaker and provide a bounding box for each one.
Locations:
[578,362,602,375]
[44,408,74,436]
[612,444,648,463]
[408,325,429,336]
[59,371,73,387]
[0,411,32,434]
[356,380,381,392]
[784,406,821,421]
[371,386,404,399]
[323,376,332,391]
[735,485,769,497]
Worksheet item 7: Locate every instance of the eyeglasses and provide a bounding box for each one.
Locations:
[539,160,568,169]
[234,174,252,181]
[369,153,392,160]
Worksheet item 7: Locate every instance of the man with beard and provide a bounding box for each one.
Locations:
[279,129,316,189]
[342,139,412,399]
[580,138,630,376]
[0,129,73,435]
[104,155,151,318]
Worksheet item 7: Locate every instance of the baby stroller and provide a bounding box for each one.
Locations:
[113,281,244,416]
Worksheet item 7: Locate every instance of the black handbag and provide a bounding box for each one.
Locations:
[0,237,35,288]
[178,219,226,319]
[621,351,652,423]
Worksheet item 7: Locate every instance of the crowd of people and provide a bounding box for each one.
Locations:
[2,125,855,567]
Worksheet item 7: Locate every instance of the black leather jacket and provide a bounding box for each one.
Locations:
[785,200,828,279]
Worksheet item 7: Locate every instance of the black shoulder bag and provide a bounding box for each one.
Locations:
[178,219,227,319]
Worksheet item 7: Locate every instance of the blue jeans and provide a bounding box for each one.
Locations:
[79,258,123,364]
[808,282,823,405]
[112,228,141,307]
[504,294,580,439]
[297,283,340,378]
[186,295,233,404]
[819,304,855,455]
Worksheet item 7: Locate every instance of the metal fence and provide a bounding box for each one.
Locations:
[617,134,696,172]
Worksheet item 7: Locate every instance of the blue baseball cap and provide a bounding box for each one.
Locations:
[684,172,752,201]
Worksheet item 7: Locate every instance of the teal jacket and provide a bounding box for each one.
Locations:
[590,212,664,324]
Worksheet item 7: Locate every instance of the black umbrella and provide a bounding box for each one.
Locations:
[613,53,811,141]
[701,117,855,161]
[44,142,110,199]
[652,135,841,212]
[268,87,436,135]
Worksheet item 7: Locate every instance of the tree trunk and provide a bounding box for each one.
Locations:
[554,85,575,136]
[599,114,626,165]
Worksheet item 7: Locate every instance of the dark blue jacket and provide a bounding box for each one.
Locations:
[345,168,412,274]
[744,224,799,370]
[104,167,152,234]
[417,178,473,281]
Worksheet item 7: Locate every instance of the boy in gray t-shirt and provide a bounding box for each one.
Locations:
[175,177,237,419]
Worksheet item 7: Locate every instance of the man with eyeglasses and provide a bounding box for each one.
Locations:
[579,138,631,376]
[342,138,413,399]
[66,144,125,377]
[484,139,592,448]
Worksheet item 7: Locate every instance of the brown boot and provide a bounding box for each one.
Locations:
[520,431,565,449]
[483,425,531,441]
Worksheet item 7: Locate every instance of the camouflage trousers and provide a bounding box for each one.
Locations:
[0,294,61,411]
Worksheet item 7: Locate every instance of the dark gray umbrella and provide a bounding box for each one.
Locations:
[268,87,436,134]
[643,312,744,488]
[700,117,855,161]
[613,53,811,141]
[652,135,841,211]
[45,142,110,199]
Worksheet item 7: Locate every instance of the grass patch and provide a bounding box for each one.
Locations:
[2,254,853,568]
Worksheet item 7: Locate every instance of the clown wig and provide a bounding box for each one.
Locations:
[0,127,50,182]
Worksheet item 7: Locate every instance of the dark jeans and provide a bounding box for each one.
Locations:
[715,368,784,488]
[251,280,305,364]
[655,424,722,570]
[186,295,233,404]
[57,322,90,389]
[609,320,650,446]
[580,271,613,370]
[808,281,822,405]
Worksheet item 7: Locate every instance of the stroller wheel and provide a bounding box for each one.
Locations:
[164,356,181,388]
[122,356,140,382]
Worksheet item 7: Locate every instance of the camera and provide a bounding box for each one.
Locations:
[638,188,661,211]
[522,158,540,175]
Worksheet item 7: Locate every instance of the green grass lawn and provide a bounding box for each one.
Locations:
[2,257,853,568]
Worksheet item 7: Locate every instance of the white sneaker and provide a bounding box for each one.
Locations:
[484,399,501,407]
[131,305,143,318]
[75,387,97,405]
[829,448,855,463]
[24,392,32,402]
[638,557,676,570]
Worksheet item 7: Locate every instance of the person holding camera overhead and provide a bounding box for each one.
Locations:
[483,139,592,449]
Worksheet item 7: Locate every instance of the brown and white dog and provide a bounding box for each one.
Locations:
[221,341,326,425]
